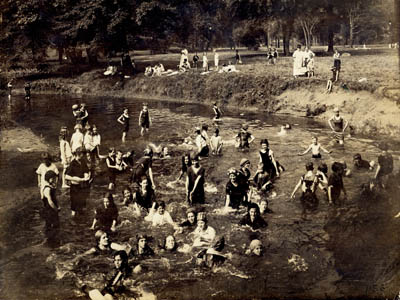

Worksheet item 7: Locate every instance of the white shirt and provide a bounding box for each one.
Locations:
[60,140,72,165]
[192,225,216,248]
[70,131,84,153]
[195,135,207,151]
[36,163,59,197]
[84,133,96,151]
[148,211,175,227]
[92,134,101,148]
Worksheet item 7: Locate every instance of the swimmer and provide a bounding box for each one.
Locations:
[191,213,216,248]
[117,108,130,143]
[133,176,156,214]
[79,103,89,127]
[90,192,118,232]
[225,168,247,210]
[70,124,84,154]
[328,107,348,145]
[259,139,284,180]
[177,208,197,233]
[328,162,347,206]
[41,171,60,240]
[175,154,192,182]
[186,155,205,205]
[210,128,223,155]
[212,102,222,120]
[298,136,331,158]
[106,148,127,190]
[195,127,209,157]
[131,234,155,260]
[235,124,255,151]
[122,149,134,169]
[139,103,152,136]
[353,153,374,171]
[84,230,129,256]
[159,235,178,252]
[245,239,263,256]
[258,199,273,214]
[87,251,132,300]
[374,143,394,188]
[290,162,319,218]
[145,201,176,228]
[36,152,59,198]
[277,123,292,136]
[239,202,268,230]
[130,148,155,190]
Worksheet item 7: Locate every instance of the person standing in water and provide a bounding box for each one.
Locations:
[41,170,60,242]
[212,102,222,120]
[235,124,255,151]
[259,139,283,180]
[328,107,348,145]
[210,128,223,156]
[186,155,206,205]
[139,103,152,136]
[65,147,91,218]
[298,136,331,159]
[36,152,59,198]
[117,108,130,143]
[59,127,73,188]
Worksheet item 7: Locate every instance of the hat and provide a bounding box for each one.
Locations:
[74,124,82,130]
[72,104,79,110]
[240,158,250,167]
[333,107,339,112]
[227,167,237,176]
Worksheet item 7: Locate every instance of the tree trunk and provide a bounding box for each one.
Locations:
[349,15,355,48]
[326,3,335,52]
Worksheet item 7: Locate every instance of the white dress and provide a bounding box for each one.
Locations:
[293,50,307,76]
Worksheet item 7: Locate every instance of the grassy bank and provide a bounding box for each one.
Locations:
[6,48,400,139]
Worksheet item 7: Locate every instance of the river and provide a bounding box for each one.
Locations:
[0,93,399,300]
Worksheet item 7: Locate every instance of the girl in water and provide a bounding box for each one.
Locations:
[191,213,216,249]
[213,102,222,120]
[85,230,128,256]
[328,107,348,145]
[117,108,130,143]
[145,201,176,228]
[178,208,197,232]
[90,192,118,233]
[259,139,284,181]
[186,155,206,205]
[132,176,156,215]
[239,203,268,230]
[106,148,127,190]
[59,127,72,188]
[159,235,178,253]
[235,124,255,152]
[36,152,59,198]
[225,168,247,209]
[70,124,84,154]
[298,136,331,159]
[245,239,264,256]
[290,162,320,218]
[175,154,192,182]
[139,103,152,136]
[210,128,223,156]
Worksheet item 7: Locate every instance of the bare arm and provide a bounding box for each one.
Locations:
[148,167,155,189]
[138,111,142,126]
[374,164,381,179]
[298,145,312,156]
[43,187,59,210]
[342,119,348,132]
[328,117,335,131]
[290,179,302,199]
[248,134,255,145]
[225,194,230,208]
[320,145,331,154]
[117,114,124,125]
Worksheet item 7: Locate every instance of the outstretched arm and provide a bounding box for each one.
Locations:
[298,145,312,156]
[117,114,124,125]
[290,179,302,199]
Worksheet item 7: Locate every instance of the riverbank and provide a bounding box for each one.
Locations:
[3,49,400,139]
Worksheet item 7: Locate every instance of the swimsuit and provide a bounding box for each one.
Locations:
[140,110,150,128]
[120,114,130,132]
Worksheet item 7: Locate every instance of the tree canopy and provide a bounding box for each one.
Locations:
[0,0,396,64]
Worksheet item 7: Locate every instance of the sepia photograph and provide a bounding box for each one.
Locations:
[0,0,399,299]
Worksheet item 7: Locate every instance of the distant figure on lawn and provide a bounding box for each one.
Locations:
[293,45,307,77]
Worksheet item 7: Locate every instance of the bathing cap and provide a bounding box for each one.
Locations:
[72,104,79,110]
[333,107,339,112]
[240,158,250,167]
[249,239,262,251]
[242,124,249,130]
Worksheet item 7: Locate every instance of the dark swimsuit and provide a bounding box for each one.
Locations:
[140,110,150,128]
[300,175,319,212]
[120,114,130,132]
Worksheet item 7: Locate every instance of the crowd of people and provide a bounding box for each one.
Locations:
[30,90,399,299]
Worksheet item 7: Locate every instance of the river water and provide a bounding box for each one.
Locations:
[0,94,399,300]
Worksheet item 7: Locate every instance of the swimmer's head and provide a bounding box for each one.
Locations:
[156,201,166,215]
[143,147,153,157]
[164,235,176,251]
[108,147,116,155]
[41,152,52,166]
[312,136,318,143]
[242,124,249,130]
[73,147,84,158]
[122,186,132,199]
[187,208,197,224]
[197,212,207,228]
[259,200,268,213]
[240,158,251,168]
[114,250,128,270]
[80,103,86,109]
[74,124,82,131]
[227,167,238,178]
[318,163,328,174]
[95,230,109,246]
[103,192,113,208]
[201,124,208,131]
[284,123,291,129]
[123,107,129,114]
[137,234,148,249]
[249,239,263,256]
[44,170,57,183]
[248,203,260,220]
[305,162,314,171]
[195,126,201,134]
[333,107,340,115]
[192,155,200,165]
[260,139,269,148]
[214,128,219,135]
[72,104,79,110]
[92,125,97,133]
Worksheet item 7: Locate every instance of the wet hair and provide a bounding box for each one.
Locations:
[155,201,166,210]
[260,139,269,146]
[181,154,192,172]
[215,128,219,135]
[41,152,52,166]
[161,235,177,252]
[103,192,116,208]
[318,163,328,174]
[331,162,343,173]
[95,230,107,243]
[353,153,362,160]
[114,250,129,268]
[312,135,318,140]
[192,155,200,162]
[305,162,314,171]
[248,202,260,215]
[122,186,133,200]
[201,124,208,131]
[108,147,115,154]
[44,170,57,182]
[73,147,84,156]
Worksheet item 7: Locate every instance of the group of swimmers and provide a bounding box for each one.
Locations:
[33,97,398,300]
